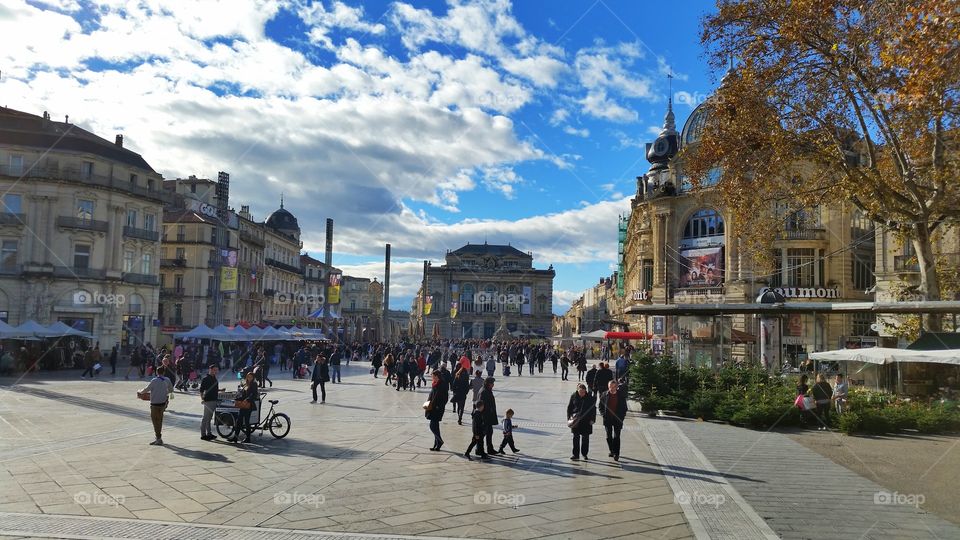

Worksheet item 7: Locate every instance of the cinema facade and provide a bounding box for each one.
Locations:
[619,98,885,369]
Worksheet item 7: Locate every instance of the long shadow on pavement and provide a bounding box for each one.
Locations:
[618,457,763,484]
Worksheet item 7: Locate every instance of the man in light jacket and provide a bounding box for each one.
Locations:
[140,366,174,446]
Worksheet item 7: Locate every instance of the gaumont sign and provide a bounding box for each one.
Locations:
[632,290,651,302]
[758,287,840,299]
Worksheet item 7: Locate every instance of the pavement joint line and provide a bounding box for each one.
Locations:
[0,511,477,540]
[639,417,779,540]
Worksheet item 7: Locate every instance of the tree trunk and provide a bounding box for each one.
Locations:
[912,227,942,332]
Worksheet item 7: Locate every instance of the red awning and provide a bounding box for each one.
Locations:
[605,331,653,340]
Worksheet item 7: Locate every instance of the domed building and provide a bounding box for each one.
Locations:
[620,94,879,369]
[261,197,304,324]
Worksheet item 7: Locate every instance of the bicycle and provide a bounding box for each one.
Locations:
[214,392,291,440]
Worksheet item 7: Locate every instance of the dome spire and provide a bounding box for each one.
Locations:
[280,193,284,209]
[662,72,676,134]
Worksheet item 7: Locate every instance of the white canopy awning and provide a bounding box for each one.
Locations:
[45,321,93,338]
[811,347,960,366]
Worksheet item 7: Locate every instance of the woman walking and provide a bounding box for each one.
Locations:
[567,383,596,461]
[796,374,813,428]
[812,373,834,431]
[451,365,470,425]
[310,354,329,404]
[426,370,449,451]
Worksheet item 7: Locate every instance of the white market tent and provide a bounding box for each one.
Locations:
[0,320,32,339]
[45,321,93,339]
[14,320,59,338]
[581,329,608,341]
[173,323,219,339]
[810,347,960,366]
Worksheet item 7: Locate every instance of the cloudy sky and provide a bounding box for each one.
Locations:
[1,0,719,313]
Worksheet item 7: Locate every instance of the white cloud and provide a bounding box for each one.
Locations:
[300,0,386,50]
[563,125,589,138]
[549,108,569,126]
[552,289,582,310]
[580,90,637,122]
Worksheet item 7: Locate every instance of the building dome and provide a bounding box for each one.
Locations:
[681,101,710,146]
[265,197,300,234]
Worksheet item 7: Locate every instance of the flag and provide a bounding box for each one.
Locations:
[424,295,433,315]
[450,301,457,319]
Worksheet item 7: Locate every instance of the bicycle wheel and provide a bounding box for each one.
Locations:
[268,412,291,439]
[215,412,235,438]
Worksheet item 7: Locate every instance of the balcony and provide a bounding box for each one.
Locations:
[160,287,185,298]
[52,266,106,279]
[265,257,301,274]
[0,213,26,226]
[0,164,174,205]
[160,257,187,267]
[57,216,109,233]
[123,226,160,242]
[778,227,827,241]
[893,255,920,273]
[239,229,265,247]
[165,317,184,326]
[123,273,159,285]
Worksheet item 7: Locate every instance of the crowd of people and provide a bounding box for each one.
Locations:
[135,337,634,462]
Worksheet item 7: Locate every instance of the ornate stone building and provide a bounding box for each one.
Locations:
[621,97,878,368]
[412,243,555,339]
[261,200,303,324]
[0,107,168,349]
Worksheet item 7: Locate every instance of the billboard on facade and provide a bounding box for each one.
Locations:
[521,286,531,315]
[220,267,238,292]
[424,295,433,316]
[327,273,342,304]
[677,247,724,288]
[450,284,458,319]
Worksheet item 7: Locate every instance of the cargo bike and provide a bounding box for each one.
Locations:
[213,389,291,440]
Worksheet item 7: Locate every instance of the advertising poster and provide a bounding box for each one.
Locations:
[220,267,238,292]
[327,273,342,304]
[787,314,803,336]
[652,316,665,335]
[521,286,532,315]
[221,249,238,268]
[450,284,458,318]
[678,247,724,288]
[424,295,433,315]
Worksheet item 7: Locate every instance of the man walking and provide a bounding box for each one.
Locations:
[598,380,627,461]
[199,364,220,440]
[479,377,500,455]
[614,353,630,383]
[560,353,570,381]
[594,362,614,397]
[330,349,341,384]
[139,366,173,445]
[310,355,329,404]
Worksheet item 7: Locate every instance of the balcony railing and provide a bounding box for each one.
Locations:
[57,216,109,232]
[52,266,106,279]
[160,258,186,267]
[123,226,160,242]
[0,164,174,205]
[0,213,26,226]
[160,288,185,297]
[239,229,265,247]
[779,227,827,241]
[265,258,301,274]
[165,317,184,326]
[893,255,920,273]
[123,273,159,285]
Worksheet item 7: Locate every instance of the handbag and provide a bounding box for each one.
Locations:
[422,399,433,411]
[793,394,805,409]
[567,414,580,429]
[369,368,375,374]
[802,396,816,411]
[235,399,252,409]
[93,363,102,371]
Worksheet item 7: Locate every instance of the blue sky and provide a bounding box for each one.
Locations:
[1,0,719,313]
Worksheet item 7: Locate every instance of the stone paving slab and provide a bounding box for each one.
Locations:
[674,420,960,540]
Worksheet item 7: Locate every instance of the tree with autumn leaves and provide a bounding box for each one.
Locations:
[684,0,959,330]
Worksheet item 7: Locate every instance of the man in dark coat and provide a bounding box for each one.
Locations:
[598,380,627,461]
[585,364,597,395]
[567,383,596,461]
[479,377,499,454]
[594,362,614,397]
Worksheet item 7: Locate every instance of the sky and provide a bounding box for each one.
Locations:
[1,0,721,314]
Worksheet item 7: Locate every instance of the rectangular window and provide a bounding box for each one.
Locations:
[1,240,17,269]
[130,173,138,184]
[77,199,94,221]
[126,209,137,228]
[175,247,185,259]
[786,248,815,287]
[771,250,783,288]
[74,244,91,269]
[174,303,183,320]
[2,193,21,214]
[174,274,184,290]
[144,213,156,231]
[210,226,217,244]
[141,253,151,274]
[177,224,185,241]
[81,161,94,179]
[159,274,165,288]
[123,250,134,272]
[642,259,654,291]
[8,155,23,175]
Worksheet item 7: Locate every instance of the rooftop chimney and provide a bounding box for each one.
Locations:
[115,134,123,147]
[65,114,69,123]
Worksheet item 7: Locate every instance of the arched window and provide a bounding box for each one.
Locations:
[482,284,497,313]
[461,284,475,313]
[505,284,519,313]
[682,209,724,242]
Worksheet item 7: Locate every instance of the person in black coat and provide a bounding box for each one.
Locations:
[426,370,449,451]
[594,363,614,397]
[451,366,471,424]
[310,355,330,404]
[464,400,489,460]
[598,380,627,461]
[567,383,596,460]
[479,377,499,454]
[230,371,259,443]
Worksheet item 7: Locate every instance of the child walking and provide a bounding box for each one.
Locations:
[498,408,520,453]
[464,400,490,460]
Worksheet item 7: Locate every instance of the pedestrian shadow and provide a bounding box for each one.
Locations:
[323,403,379,412]
[618,457,763,484]
[456,454,622,479]
[164,444,232,463]
[166,410,201,418]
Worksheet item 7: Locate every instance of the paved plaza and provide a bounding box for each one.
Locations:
[0,363,957,540]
